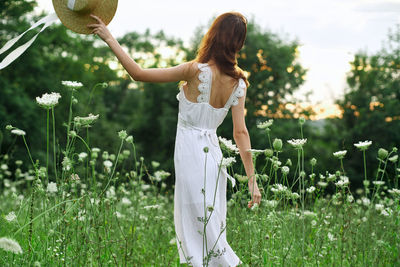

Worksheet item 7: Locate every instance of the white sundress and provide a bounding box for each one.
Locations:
[173,62,246,266]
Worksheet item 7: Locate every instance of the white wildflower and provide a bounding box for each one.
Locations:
[114,211,124,218]
[311,220,317,226]
[264,200,279,209]
[381,207,392,216]
[372,181,385,186]
[218,136,239,154]
[388,155,398,163]
[36,92,61,109]
[281,166,290,175]
[362,197,370,206]
[247,149,266,154]
[388,188,400,197]
[270,183,288,194]
[62,157,72,171]
[141,184,151,191]
[220,157,236,167]
[169,238,176,245]
[103,160,112,169]
[375,203,384,212]
[61,81,83,88]
[154,170,170,182]
[0,237,23,254]
[327,232,336,241]
[354,140,372,151]
[347,195,354,203]
[143,204,161,210]
[118,130,128,140]
[287,139,307,149]
[291,192,300,199]
[335,176,349,187]
[151,161,160,168]
[333,150,347,159]
[47,182,58,193]
[257,119,273,129]
[78,152,88,161]
[306,186,316,193]
[11,129,26,136]
[5,212,17,222]
[74,113,99,127]
[121,197,132,206]
[318,181,328,188]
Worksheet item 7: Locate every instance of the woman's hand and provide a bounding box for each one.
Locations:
[248,180,261,208]
[87,14,114,43]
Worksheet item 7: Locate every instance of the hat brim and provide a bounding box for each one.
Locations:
[53,0,118,34]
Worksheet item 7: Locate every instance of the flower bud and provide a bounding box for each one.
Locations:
[273,138,283,151]
[378,148,388,160]
[203,147,209,153]
[299,117,306,125]
[126,135,134,144]
[264,149,274,158]
[310,158,317,166]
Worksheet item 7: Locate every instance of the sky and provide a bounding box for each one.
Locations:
[35,0,400,105]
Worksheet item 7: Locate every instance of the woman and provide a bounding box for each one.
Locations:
[88,12,261,266]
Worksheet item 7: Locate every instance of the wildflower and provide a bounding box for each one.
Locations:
[354,140,372,151]
[281,166,290,175]
[375,203,384,212]
[381,208,392,216]
[361,197,370,206]
[0,237,23,254]
[47,182,58,193]
[219,136,239,154]
[118,130,128,140]
[103,160,113,169]
[220,157,236,167]
[287,138,307,149]
[203,147,209,153]
[311,220,317,226]
[61,81,83,88]
[62,157,72,171]
[273,138,283,151]
[388,188,400,197]
[114,211,124,218]
[270,183,288,194]
[36,92,61,109]
[143,204,161,210]
[264,149,274,158]
[5,125,13,130]
[347,195,354,203]
[78,152,88,162]
[121,197,132,206]
[290,192,300,199]
[1,164,7,170]
[310,158,317,166]
[151,161,160,168]
[298,117,306,125]
[154,170,170,182]
[306,186,316,193]
[234,174,248,183]
[264,200,278,208]
[388,155,398,163]
[335,176,349,187]
[207,205,214,212]
[257,119,273,129]
[247,149,265,154]
[169,238,176,245]
[286,159,292,166]
[317,181,328,188]
[11,129,26,136]
[74,113,99,127]
[70,174,80,181]
[327,233,336,241]
[126,135,134,144]
[372,181,385,186]
[92,147,101,153]
[333,150,347,159]
[69,130,77,138]
[326,173,336,182]
[141,184,151,191]
[5,212,17,222]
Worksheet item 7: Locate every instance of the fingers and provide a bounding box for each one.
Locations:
[90,14,103,24]
[87,24,100,29]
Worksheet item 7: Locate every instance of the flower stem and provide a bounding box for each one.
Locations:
[52,107,58,182]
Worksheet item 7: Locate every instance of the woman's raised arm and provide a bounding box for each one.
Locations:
[87,14,192,83]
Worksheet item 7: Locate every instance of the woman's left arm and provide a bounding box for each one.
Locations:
[87,14,191,83]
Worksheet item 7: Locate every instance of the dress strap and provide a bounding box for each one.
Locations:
[224,78,246,109]
[197,62,212,103]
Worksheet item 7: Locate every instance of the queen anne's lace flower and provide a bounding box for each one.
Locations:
[36,92,61,109]
[0,237,23,254]
[74,113,99,127]
[354,140,372,151]
[5,212,16,222]
[287,139,307,149]
[335,176,349,187]
[62,81,83,88]
[47,182,58,193]
[219,137,239,154]
[220,157,236,167]
[11,129,26,136]
[257,119,273,129]
[333,150,347,159]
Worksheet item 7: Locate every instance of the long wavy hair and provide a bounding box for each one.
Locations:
[195,12,249,87]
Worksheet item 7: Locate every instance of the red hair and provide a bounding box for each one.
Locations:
[195,12,249,87]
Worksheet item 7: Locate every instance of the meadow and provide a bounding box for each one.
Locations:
[0,81,399,266]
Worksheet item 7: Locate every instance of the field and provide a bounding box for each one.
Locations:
[0,83,399,266]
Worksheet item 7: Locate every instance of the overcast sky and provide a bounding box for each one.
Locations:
[36,0,400,104]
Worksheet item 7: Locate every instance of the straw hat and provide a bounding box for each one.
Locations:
[52,0,118,34]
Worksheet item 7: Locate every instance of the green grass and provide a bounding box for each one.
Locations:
[0,82,399,266]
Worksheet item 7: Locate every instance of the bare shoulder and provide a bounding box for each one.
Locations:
[182,61,199,81]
